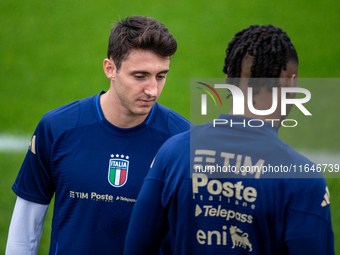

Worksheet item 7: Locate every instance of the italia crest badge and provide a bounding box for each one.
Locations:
[108,154,129,187]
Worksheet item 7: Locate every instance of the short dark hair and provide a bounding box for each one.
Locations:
[107,15,177,70]
[223,25,298,92]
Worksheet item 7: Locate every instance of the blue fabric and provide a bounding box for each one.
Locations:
[13,92,190,255]
[125,114,334,255]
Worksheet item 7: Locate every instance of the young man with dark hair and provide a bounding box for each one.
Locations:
[6,15,190,255]
[124,24,334,254]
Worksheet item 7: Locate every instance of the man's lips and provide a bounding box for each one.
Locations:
[137,99,155,105]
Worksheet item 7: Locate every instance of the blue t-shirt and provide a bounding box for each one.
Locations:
[13,92,190,255]
[125,114,334,255]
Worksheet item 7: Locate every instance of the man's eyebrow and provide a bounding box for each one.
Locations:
[130,69,169,75]
[159,69,169,74]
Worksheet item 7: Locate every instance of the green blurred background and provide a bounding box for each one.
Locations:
[1,0,339,253]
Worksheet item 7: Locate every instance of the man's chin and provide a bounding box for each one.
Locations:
[133,105,154,116]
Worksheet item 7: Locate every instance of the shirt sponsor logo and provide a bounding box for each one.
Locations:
[196,225,253,251]
[192,173,257,205]
[229,225,252,252]
[195,204,253,224]
[69,191,136,203]
[193,150,264,179]
[116,196,136,203]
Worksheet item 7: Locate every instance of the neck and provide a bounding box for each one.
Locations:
[228,82,282,127]
[100,90,149,128]
[228,108,281,127]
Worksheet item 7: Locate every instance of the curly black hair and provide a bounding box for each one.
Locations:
[223,25,298,93]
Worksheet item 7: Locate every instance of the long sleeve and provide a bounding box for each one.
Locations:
[6,197,49,255]
[124,177,169,255]
[284,178,334,255]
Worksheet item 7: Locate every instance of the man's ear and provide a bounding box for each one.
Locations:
[103,58,116,80]
[284,74,298,98]
[288,74,298,88]
[280,60,299,89]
